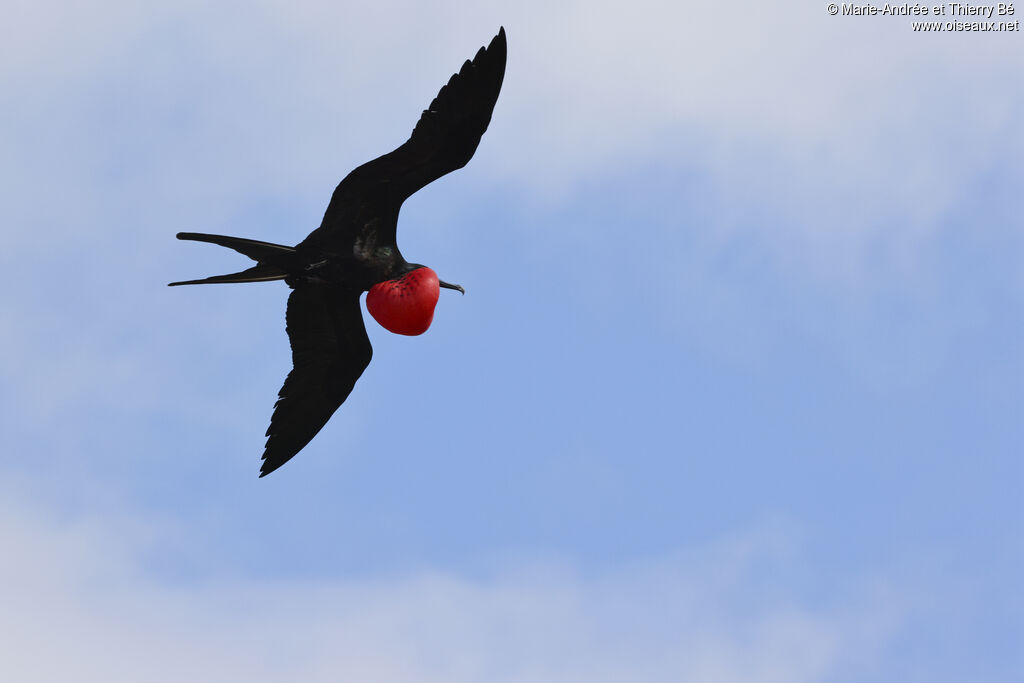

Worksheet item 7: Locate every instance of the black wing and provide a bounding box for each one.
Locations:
[300,27,507,252]
[260,285,373,477]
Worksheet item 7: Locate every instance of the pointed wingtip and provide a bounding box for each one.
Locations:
[258,457,279,478]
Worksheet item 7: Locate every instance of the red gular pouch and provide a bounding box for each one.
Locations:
[366,267,441,336]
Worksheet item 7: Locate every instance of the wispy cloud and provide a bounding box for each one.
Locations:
[0,6,1018,681]
[0,486,903,683]
[4,1,1020,239]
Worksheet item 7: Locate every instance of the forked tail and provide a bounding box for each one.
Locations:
[169,232,298,286]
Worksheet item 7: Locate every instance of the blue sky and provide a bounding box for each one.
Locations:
[1,1,1021,680]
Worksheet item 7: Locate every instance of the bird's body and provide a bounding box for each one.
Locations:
[171,28,506,477]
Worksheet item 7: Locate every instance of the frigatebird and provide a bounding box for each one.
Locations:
[170,27,506,477]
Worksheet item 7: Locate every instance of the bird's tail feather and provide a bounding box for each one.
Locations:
[168,263,288,286]
[175,232,297,263]
[169,232,297,286]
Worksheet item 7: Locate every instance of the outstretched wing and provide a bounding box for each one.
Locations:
[300,27,507,252]
[260,285,373,477]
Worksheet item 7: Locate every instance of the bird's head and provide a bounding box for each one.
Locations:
[366,265,464,336]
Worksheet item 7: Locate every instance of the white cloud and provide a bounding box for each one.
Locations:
[0,487,901,683]
[0,10,1013,682]
[4,1,1020,232]
[1,0,1016,422]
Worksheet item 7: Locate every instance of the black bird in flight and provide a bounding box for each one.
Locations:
[170,27,506,477]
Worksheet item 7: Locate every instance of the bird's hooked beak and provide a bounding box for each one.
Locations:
[439,279,465,295]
